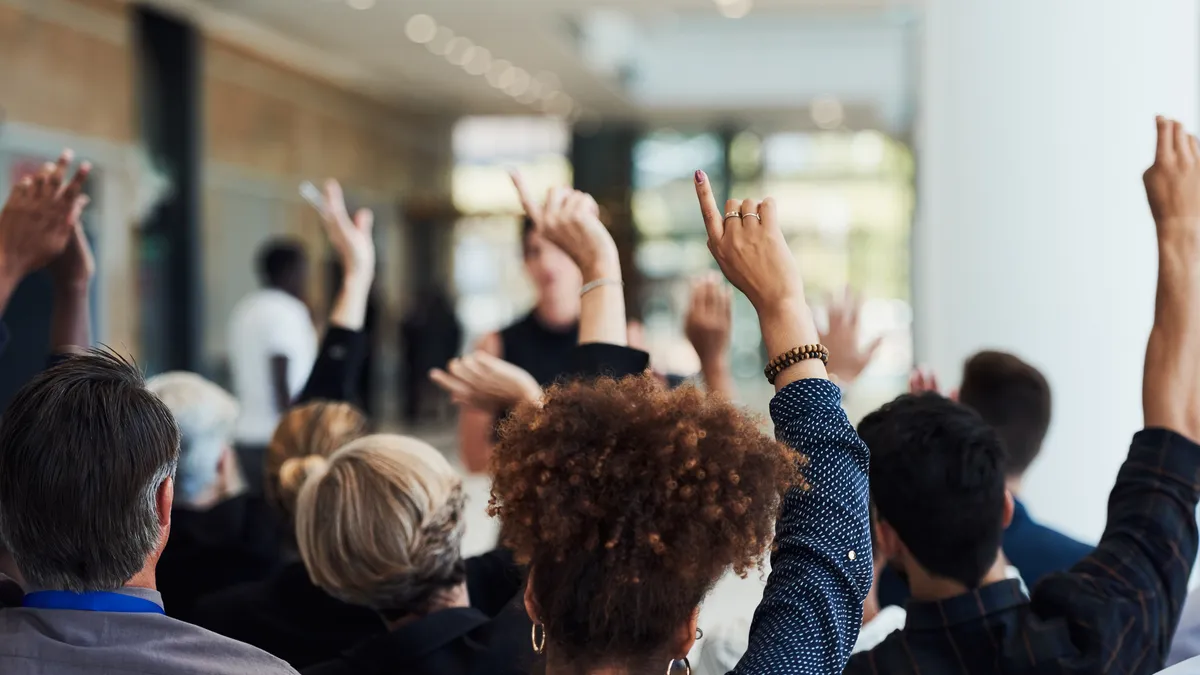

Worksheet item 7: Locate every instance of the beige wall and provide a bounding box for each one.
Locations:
[0,0,453,368]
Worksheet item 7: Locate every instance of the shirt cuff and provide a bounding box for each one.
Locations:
[1130,427,1200,488]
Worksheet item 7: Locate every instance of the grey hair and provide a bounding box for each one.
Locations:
[0,349,180,592]
[146,371,239,503]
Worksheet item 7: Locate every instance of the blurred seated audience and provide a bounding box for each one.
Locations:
[877,350,1092,608]
[296,435,533,675]
[845,116,1200,674]
[148,371,281,621]
[0,349,294,674]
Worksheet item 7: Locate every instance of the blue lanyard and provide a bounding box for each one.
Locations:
[22,590,165,615]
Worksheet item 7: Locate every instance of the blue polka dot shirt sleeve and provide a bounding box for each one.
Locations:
[732,378,872,675]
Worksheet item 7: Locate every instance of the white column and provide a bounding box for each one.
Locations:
[916,0,1199,542]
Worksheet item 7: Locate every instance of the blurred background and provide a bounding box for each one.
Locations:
[0,0,1196,546]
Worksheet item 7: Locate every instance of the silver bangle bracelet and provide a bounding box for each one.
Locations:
[580,278,623,297]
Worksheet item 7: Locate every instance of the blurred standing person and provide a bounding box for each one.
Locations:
[228,239,318,495]
[456,176,586,474]
[401,287,462,425]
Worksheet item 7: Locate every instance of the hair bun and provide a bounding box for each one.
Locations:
[279,455,329,503]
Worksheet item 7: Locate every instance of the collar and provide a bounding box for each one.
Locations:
[344,607,490,671]
[1010,498,1031,525]
[23,588,165,614]
[904,579,1028,631]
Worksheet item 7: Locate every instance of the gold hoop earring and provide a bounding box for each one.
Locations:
[666,657,692,675]
[531,623,546,655]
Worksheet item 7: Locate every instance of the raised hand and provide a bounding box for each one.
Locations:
[692,171,802,312]
[0,150,91,285]
[321,179,375,286]
[685,274,733,363]
[430,352,543,414]
[511,170,618,281]
[694,170,823,388]
[908,367,941,395]
[819,287,882,387]
[1144,116,1200,234]
[48,222,96,294]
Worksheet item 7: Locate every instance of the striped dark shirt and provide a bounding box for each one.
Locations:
[846,428,1200,675]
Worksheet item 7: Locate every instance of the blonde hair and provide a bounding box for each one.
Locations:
[294,434,466,613]
[265,401,368,521]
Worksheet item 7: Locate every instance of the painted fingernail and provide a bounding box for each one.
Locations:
[695,170,705,184]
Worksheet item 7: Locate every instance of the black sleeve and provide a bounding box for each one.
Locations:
[296,327,367,405]
[566,344,649,381]
[0,322,7,359]
[465,548,524,617]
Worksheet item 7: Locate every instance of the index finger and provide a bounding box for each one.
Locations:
[510,170,541,222]
[694,170,724,241]
[323,179,350,222]
[1157,116,1175,163]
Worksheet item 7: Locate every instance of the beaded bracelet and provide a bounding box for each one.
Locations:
[764,344,830,385]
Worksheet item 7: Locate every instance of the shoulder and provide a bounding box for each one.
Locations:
[846,628,908,674]
[154,615,296,672]
[1004,512,1092,576]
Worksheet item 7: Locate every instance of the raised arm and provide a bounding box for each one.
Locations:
[693,171,872,674]
[685,274,737,399]
[296,179,375,404]
[0,151,90,324]
[1029,118,1200,670]
[47,220,95,355]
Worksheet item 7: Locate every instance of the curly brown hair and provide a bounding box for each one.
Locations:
[489,374,804,667]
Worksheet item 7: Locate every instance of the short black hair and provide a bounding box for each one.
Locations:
[859,393,1008,589]
[958,351,1051,478]
[0,349,180,591]
[256,239,308,287]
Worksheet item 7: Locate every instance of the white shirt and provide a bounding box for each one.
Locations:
[227,289,317,445]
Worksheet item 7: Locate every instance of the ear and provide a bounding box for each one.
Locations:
[523,568,541,625]
[670,606,701,660]
[874,519,902,562]
[156,476,174,531]
[1000,489,1015,529]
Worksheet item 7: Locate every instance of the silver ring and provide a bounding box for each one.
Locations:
[723,211,740,220]
[743,213,761,222]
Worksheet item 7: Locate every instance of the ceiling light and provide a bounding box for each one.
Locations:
[718,0,752,19]
[405,15,437,44]
[444,37,474,66]
[464,47,492,76]
[346,0,375,9]
[533,72,561,95]
[811,94,845,129]
[486,60,513,87]
[427,26,454,55]
[504,68,532,97]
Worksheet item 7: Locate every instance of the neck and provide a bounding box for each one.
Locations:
[546,657,632,675]
[906,552,1010,603]
[535,292,581,329]
[123,562,158,592]
[862,569,883,625]
[383,584,470,631]
[0,550,23,586]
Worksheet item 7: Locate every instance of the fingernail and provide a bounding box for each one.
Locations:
[695,170,705,184]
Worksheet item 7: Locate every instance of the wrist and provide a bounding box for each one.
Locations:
[52,278,91,299]
[581,262,621,285]
[342,269,374,293]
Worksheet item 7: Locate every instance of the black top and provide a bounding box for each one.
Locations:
[299,327,368,404]
[498,312,579,386]
[193,550,529,671]
[846,428,1200,675]
[302,606,531,675]
[157,494,281,622]
[193,560,387,670]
